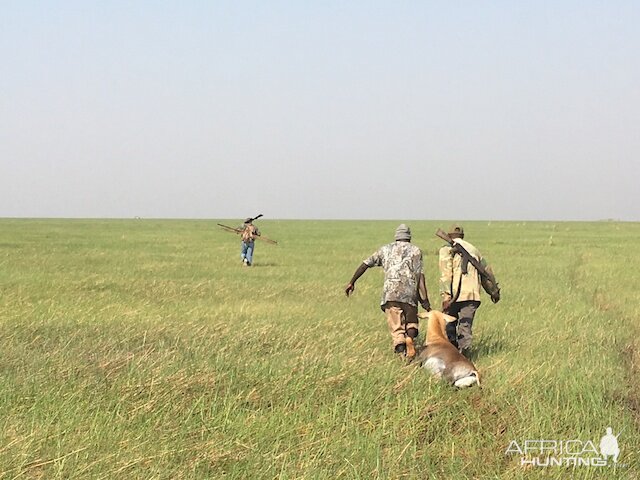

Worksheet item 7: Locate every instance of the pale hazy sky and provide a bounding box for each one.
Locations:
[1,1,638,221]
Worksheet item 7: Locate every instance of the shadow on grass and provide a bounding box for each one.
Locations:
[468,336,508,361]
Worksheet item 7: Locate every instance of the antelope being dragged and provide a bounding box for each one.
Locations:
[409,310,480,388]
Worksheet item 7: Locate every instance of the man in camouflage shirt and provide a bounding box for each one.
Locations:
[345,224,431,356]
[239,218,260,266]
[439,224,499,356]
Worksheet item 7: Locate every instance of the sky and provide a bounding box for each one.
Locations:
[1,1,638,221]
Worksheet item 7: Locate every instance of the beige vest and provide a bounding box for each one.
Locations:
[438,239,483,302]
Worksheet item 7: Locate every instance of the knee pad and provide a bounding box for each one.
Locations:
[406,328,418,339]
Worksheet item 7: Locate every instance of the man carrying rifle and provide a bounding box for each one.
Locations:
[240,217,261,266]
[438,224,500,357]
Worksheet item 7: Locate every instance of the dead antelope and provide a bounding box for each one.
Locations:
[413,310,480,388]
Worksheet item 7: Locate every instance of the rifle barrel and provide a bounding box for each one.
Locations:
[435,229,453,245]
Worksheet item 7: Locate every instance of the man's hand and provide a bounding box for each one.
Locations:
[345,283,355,297]
[345,264,368,297]
[490,289,501,304]
[442,295,452,312]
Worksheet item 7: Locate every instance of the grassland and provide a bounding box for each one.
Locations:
[0,218,638,479]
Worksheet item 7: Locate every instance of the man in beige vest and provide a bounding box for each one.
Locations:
[438,224,499,356]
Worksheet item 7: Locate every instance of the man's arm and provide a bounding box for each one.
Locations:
[418,273,431,311]
[345,263,369,296]
[479,255,501,303]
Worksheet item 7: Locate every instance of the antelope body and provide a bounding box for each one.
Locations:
[415,310,480,388]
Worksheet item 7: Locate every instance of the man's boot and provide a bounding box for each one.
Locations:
[460,347,472,359]
[394,343,407,356]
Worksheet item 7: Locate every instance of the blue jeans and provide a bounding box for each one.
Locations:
[240,241,255,264]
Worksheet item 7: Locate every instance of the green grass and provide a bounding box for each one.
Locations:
[0,219,638,479]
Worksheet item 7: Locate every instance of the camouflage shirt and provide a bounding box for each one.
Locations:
[363,241,424,308]
[439,238,489,302]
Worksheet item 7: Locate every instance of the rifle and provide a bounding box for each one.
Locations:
[436,228,500,303]
[217,222,278,245]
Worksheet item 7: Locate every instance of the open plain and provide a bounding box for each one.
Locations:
[0,219,638,479]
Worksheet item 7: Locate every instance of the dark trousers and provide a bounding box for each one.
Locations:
[445,300,480,350]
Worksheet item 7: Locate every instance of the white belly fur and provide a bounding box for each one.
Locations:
[423,357,446,377]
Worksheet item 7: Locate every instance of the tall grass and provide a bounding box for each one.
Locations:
[0,219,638,478]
